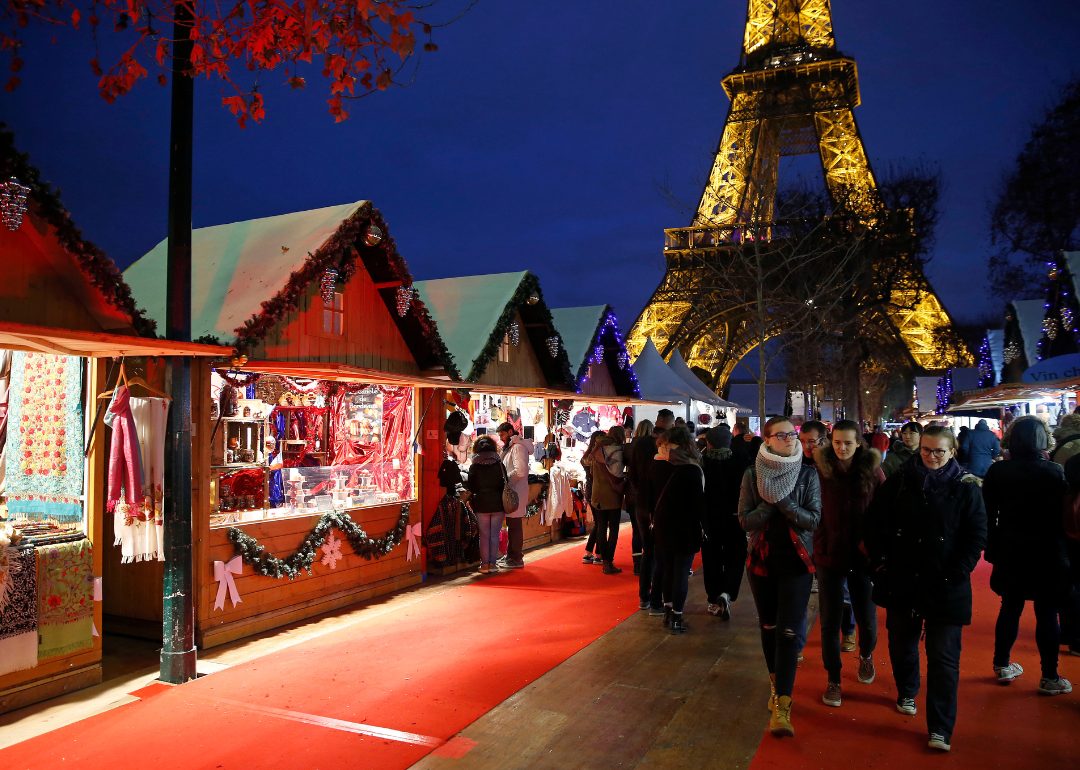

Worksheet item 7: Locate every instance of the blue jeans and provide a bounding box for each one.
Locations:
[661,551,696,613]
[748,570,814,697]
[842,579,856,635]
[818,566,877,682]
[886,610,962,741]
[476,512,505,565]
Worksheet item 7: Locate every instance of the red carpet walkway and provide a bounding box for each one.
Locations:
[749,560,1080,769]
[0,536,641,770]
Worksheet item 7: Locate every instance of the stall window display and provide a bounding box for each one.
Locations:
[210,371,415,527]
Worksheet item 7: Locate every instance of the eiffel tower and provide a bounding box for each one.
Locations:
[626,0,962,388]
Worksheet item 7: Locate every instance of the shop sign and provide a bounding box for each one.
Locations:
[1021,354,1080,383]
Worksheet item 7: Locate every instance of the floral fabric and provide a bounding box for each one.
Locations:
[36,538,94,659]
[5,353,85,524]
[0,547,38,677]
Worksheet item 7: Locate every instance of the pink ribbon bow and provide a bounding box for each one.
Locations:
[214,556,243,611]
[406,522,422,562]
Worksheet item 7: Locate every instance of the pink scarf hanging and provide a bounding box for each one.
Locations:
[106,386,144,521]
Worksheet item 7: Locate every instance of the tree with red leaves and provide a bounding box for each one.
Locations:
[2,0,473,126]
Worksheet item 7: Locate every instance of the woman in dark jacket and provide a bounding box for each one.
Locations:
[701,425,747,620]
[739,416,821,739]
[580,430,607,565]
[645,426,705,634]
[983,416,1072,694]
[626,421,659,605]
[623,421,654,577]
[864,426,987,753]
[466,436,507,574]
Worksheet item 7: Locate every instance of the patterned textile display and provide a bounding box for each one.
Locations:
[36,538,94,659]
[112,396,169,563]
[106,385,144,515]
[424,494,477,568]
[0,547,38,676]
[5,352,85,525]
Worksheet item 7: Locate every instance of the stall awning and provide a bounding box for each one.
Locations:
[239,360,455,388]
[464,383,674,406]
[947,378,1080,411]
[0,321,234,358]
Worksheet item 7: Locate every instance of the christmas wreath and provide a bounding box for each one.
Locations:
[227,503,411,579]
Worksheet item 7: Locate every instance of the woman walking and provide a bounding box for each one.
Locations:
[983,416,1072,695]
[813,420,885,707]
[739,416,821,738]
[648,426,705,632]
[466,436,507,573]
[626,420,659,607]
[580,430,607,565]
[701,425,747,620]
[583,425,627,574]
[865,426,987,753]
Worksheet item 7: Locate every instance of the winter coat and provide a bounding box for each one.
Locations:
[466,455,506,514]
[871,433,890,453]
[864,456,987,626]
[646,456,706,555]
[500,435,531,518]
[881,441,915,479]
[1051,413,1080,466]
[738,462,821,568]
[983,454,1070,600]
[701,447,746,540]
[626,434,659,515]
[966,420,1001,476]
[813,446,885,572]
[582,436,625,511]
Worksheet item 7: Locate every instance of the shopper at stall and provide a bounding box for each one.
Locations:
[864,426,987,753]
[467,436,508,574]
[701,425,747,620]
[813,420,885,707]
[1051,412,1080,466]
[496,421,530,570]
[983,416,1072,694]
[648,426,705,632]
[583,425,627,574]
[627,420,659,603]
[881,422,922,478]
[965,419,1001,477]
[623,422,649,575]
[739,416,821,738]
[581,430,608,565]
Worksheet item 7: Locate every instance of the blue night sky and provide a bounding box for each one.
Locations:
[5,0,1080,334]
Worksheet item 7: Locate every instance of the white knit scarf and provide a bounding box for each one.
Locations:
[755,444,803,504]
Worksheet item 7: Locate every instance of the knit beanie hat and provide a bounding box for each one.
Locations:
[706,425,732,449]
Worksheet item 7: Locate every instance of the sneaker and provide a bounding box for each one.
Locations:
[719,593,731,620]
[499,558,524,570]
[857,656,876,684]
[670,614,688,634]
[478,564,491,574]
[822,681,841,707]
[841,632,857,653]
[648,605,665,616]
[994,662,1023,683]
[638,601,650,610]
[896,697,917,715]
[1038,677,1073,695]
[769,696,794,737]
[582,553,596,564]
[928,733,951,752]
[707,603,722,616]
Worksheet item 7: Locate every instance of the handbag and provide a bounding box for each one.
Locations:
[500,458,520,514]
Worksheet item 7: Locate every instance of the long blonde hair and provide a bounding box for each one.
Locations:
[634,419,654,438]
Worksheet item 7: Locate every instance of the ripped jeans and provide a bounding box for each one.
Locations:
[748,569,814,698]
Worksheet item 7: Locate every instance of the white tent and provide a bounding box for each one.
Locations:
[667,348,748,412]
[631,338,690,406]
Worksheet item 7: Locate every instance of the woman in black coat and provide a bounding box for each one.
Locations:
[982,416,1072,694]
[700,425,747,620]
[865,426,987,753]
[466,435,508,574]
[644,425,705,634]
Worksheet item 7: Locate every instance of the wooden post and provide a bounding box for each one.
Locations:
[160,0,197,684]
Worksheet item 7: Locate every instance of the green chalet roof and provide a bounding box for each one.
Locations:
[124,201,455,375]
[549,305,641,398]
[414,271,574,386]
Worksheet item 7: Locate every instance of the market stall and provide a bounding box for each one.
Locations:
[125,200,453,647]
[0,137,230,714]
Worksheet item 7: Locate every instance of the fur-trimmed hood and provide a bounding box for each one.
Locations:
[1053,412,1080,443]
[814,445,882,496]
[1003,415,1054,453]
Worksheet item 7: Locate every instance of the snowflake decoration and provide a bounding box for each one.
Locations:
[320,533,343,569]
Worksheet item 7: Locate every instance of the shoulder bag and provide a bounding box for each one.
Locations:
[500,456,520,514]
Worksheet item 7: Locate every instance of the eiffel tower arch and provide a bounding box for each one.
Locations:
[627,0,962,389]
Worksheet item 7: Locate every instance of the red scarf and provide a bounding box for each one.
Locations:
[106,386,144,521]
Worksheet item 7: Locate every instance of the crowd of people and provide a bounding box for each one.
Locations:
[462,409,1080,754]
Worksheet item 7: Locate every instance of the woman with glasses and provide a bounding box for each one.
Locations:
[865,426,987,753]
[739,416,822,738]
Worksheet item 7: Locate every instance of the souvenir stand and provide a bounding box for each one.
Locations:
[0,133,230,714]
[125,201,454,648]
[414,271,577,569]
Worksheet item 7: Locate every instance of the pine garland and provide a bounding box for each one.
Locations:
[0,123,157,337]
[227,503,412,579]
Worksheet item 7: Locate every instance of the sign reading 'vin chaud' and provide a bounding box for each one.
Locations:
[1022,354,1080,383]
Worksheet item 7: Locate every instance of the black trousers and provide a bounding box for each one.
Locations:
[818,566,877,682]
[661,550,696,613]
[505,516,524,563]
[593,508,621,563]
[637,509,662,606]
[701,528,747,604]
[887,610,962,741]
[994,593,1060,678]
[747,569,813,697]
[626,501,642,555]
